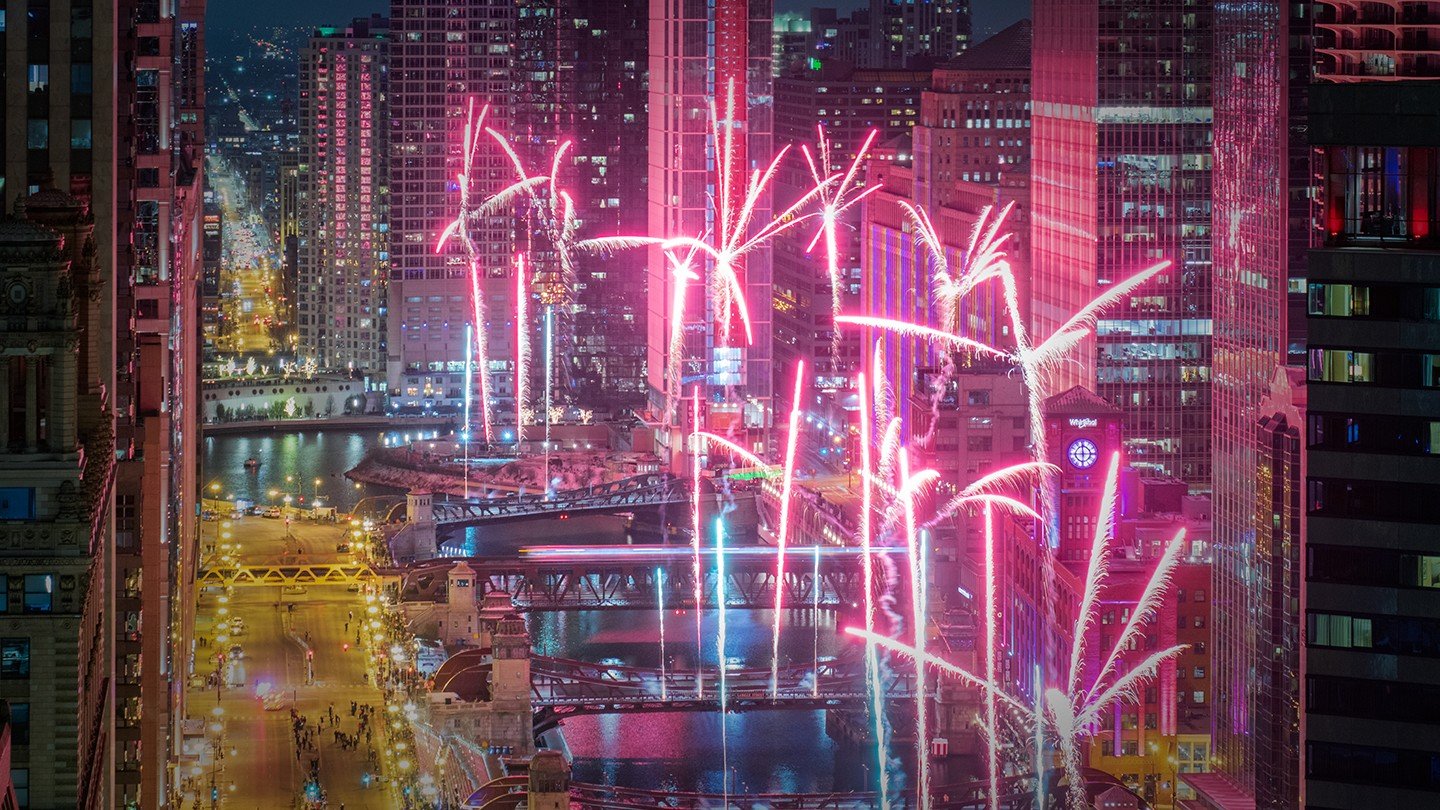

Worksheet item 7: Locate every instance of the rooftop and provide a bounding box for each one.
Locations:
[939,19,1031,73]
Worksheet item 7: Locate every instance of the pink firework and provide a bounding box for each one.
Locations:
[434,99,495,442]
[769,360,806,698]
[800,126,883,356]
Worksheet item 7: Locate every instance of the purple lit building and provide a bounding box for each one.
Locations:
[1031,0,1214,487]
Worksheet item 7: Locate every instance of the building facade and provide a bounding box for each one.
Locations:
[1304,81,1440,808]
[1209,2,1314,805]
[512,0,649,413]
[646,0,773,447]
[298,17,389,377]
[387,0,513,411]
[773,65,928,404]
[1031,0,1213,487]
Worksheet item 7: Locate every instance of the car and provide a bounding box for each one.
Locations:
[228,644,244,661]
[263,507,282,519]
[336,542,351,553]
[201,510,218,522]
[249,506,265,516]
[229,510,245,520]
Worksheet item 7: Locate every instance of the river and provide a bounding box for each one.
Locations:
[201,427,397,511]
[204,428,884,795]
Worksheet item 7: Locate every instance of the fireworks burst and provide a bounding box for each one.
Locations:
[801,126,883,357]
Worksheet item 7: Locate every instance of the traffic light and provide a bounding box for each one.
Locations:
[342,643,350,651]
[212,787,219,802]
[306,649,313,660]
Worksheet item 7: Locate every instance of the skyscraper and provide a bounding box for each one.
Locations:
[1209,1,1314,806]
[1304,78,1440,808]
[298,17,389,377]
[869,0,971,69]
[1031,0,1213,486]
[387,0,513,411]
[113,0,208,804]
[647,0,772,449]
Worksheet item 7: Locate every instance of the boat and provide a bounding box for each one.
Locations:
[243,457,261,470]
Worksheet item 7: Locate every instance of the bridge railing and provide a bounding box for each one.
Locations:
[431,474,685,524]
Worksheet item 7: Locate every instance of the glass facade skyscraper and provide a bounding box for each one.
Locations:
[1209,2,1314,807]
[1032,0,1213,486]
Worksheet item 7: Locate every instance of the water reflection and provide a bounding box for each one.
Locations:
[201,429,393,511]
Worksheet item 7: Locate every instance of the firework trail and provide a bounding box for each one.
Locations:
[800,126,883,358]
[689,389,704,699]
[434,99,494,442]
[770,361,806,698]
[857,371,890,800]
[897,450,936,809]
[848,450,1189,808]
[514,254,530,433]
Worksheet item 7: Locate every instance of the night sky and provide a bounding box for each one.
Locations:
[206,0,1030,47]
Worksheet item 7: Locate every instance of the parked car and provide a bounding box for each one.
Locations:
[263,507,282,519]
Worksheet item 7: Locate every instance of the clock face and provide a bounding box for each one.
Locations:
[6,281,25,305]
[1067,438,1099,470]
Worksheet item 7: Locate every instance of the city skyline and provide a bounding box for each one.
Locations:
[3,0,1437,808]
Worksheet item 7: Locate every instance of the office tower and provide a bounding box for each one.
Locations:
[772,11,812,76]
[869,0,971,69]
[512,0,648,412]
[0,196,109,810]
[113,0,208,805]
[1304,80,1440,807]
[298,17,389,377]
[647,0,772,443]
[1208,1,1314,806]
[277,152,301,353]
[0,2,203,806]
[806,1,969,71]
[388,0,513,410]
[773,64,928,405]
[201,198,222,346]
[1031,0,1213,486]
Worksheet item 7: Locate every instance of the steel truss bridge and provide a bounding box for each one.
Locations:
[403,545,908,610]
[528,654,915,724]
[197,561,376,588]
[431,474,688,527]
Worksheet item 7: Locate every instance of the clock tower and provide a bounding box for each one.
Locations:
[1043,387,1124,564]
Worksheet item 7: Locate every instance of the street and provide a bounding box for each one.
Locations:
[208,153,286,357]
[187,514,395,809]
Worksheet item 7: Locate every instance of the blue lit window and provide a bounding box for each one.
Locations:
[23,574,51,613]
[71,120,92,149]
[1,638,29,679]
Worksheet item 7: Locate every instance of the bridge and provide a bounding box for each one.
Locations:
[404,544,909,611]
[431,473,688,528]
[196,560,376,588]
[430,648,914,733]
[529,654,914,720]
[196,543,911,617]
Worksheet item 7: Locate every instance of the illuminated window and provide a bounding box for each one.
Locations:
[1308,349,1374,383]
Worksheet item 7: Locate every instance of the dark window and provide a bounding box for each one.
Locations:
[1310,544,1440,590]
[1309,675,1440,727]
[1307,740,1440,791]
[8,701,27,744]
